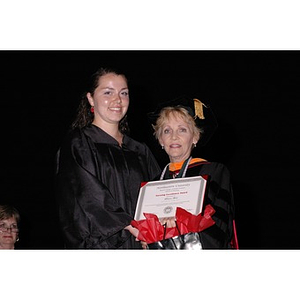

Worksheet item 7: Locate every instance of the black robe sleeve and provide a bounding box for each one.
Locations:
[197,162,236,248]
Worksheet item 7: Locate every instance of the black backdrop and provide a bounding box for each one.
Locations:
[1,50,299,249]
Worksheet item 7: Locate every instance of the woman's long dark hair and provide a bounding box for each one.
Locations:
[71,67,130,134]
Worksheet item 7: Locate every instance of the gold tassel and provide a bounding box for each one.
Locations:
[193,98,207,120]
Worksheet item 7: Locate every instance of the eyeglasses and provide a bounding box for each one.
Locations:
[0,224,19,233]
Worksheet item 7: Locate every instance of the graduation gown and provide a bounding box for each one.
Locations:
[55,125,161,249]
[163,160,237,249]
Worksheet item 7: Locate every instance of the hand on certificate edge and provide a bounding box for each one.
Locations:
[125,224,142,242]
[126,217,176,249]
[159,217,176,228]
[125,225,148,249]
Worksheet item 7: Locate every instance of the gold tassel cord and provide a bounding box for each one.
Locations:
[193,98,207,120]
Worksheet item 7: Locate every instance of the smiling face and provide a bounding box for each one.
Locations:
[0,217,18,249]
[87,73,129,129]
[158,110,199,163]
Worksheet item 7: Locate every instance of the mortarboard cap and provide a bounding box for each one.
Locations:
[147,95,218,147]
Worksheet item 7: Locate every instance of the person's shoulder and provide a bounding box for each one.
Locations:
[198,160,231,175]
[61,127,81,141]
[60,127,89,150]
[123,135,150,151]
[205,161,228,168]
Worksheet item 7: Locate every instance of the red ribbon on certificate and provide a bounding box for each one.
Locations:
[131,205,216,244]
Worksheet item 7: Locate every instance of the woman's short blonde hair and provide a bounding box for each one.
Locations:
[152,106,202,142]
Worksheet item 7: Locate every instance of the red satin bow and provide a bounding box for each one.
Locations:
[131,205,216,244]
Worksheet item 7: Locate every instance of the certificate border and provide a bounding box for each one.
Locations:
[134,176,207,220]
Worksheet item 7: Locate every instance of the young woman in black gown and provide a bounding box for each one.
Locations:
[56,67,161,249]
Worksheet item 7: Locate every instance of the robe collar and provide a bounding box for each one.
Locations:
[83,124,129,145]
[169,157,207,172]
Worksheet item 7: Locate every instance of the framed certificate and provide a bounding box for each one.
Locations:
[134,176,207,220]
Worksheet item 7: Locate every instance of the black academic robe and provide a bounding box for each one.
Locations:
[55,125,161,249]
[164,160,237,249]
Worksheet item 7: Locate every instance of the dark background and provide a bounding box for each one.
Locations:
[1,50,299,249]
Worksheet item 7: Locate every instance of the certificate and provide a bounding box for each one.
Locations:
[134,176,207,220]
